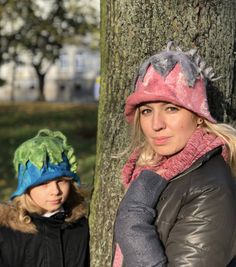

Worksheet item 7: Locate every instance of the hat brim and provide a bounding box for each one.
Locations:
[125,92,216,124]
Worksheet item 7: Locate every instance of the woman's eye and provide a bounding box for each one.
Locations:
[140,108,152,115]
[165,105,179,112]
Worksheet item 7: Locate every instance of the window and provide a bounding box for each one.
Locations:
[60,85,65,91]
[75,52,85,72]
[59,53,68,70]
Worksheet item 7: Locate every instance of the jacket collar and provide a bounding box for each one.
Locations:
[171,146,222,182]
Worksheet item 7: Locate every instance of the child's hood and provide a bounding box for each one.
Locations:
[0,202,85,234]
[0,203,36,234]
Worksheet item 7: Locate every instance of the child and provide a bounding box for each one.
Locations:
[0,129,89,267]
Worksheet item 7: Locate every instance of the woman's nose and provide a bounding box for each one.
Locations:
[152,112,165,131]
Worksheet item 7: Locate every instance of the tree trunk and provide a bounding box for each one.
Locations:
[33,65,46,101]
[10,61,16,102]
[37,73,46,101]
[89,1,236,266]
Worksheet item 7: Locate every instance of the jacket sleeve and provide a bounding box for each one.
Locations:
[165,180,236,267]
[0,233,7,267]
[114,170,168,267]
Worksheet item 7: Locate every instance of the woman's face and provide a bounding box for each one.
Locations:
[139,102,202,156]
[28,177,71,212]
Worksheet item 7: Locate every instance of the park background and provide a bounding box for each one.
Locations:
[0,0,100,200]
[0,102,97,200]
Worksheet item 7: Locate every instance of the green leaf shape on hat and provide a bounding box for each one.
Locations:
[13,129,78,174]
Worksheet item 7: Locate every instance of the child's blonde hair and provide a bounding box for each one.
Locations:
[12,181,87,233]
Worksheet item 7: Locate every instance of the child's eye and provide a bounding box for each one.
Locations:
[57,179,67,184]
[41,181,49,186]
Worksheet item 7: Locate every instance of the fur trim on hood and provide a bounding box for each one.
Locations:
[0,201,86,234]
[0,203,36,234]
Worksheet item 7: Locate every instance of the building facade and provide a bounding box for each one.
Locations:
[0,44,100,102]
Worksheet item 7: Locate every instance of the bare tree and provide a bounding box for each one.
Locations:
[0,0,98,100]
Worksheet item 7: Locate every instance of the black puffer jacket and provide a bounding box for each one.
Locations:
[0,207,89,267]
[115,148,236,267]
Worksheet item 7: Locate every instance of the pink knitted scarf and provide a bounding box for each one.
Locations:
[113,128,227,267]
[122,127,227,187]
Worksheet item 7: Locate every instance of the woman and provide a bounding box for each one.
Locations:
[113,43,236,267]
[0,129,89,267]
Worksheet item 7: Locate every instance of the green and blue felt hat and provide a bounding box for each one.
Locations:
[10,129,80,200]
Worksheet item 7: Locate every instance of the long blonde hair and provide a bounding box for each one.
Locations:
[129,108,236,176]
[127,108,156,166]
[203,120,236,176]
[12,181,87,233]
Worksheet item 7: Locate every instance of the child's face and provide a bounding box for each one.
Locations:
[28,177,71,212]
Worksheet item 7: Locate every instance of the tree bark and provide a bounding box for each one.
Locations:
[33,66,46,101]
[10,61,16,102]
[37,73,45,101]
[89,1,236,266]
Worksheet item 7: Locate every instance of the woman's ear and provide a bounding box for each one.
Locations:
[197,117,203,127]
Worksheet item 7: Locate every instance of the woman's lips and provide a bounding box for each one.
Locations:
[153,136,171,145]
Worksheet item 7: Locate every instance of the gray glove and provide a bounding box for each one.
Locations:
[114,170,168,267]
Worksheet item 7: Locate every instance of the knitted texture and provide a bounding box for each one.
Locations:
[122,128,227,187]
[113,128,227,267]
[112,244,123,267]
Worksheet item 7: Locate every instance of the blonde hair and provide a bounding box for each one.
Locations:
[12,181,87,233]
[203,120,236,176]
[128,108,157,166]
[129,108,236,176]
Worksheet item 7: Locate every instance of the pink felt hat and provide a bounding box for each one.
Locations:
[125,45,216,123]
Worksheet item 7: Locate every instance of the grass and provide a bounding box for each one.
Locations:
[0,101,98,200]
